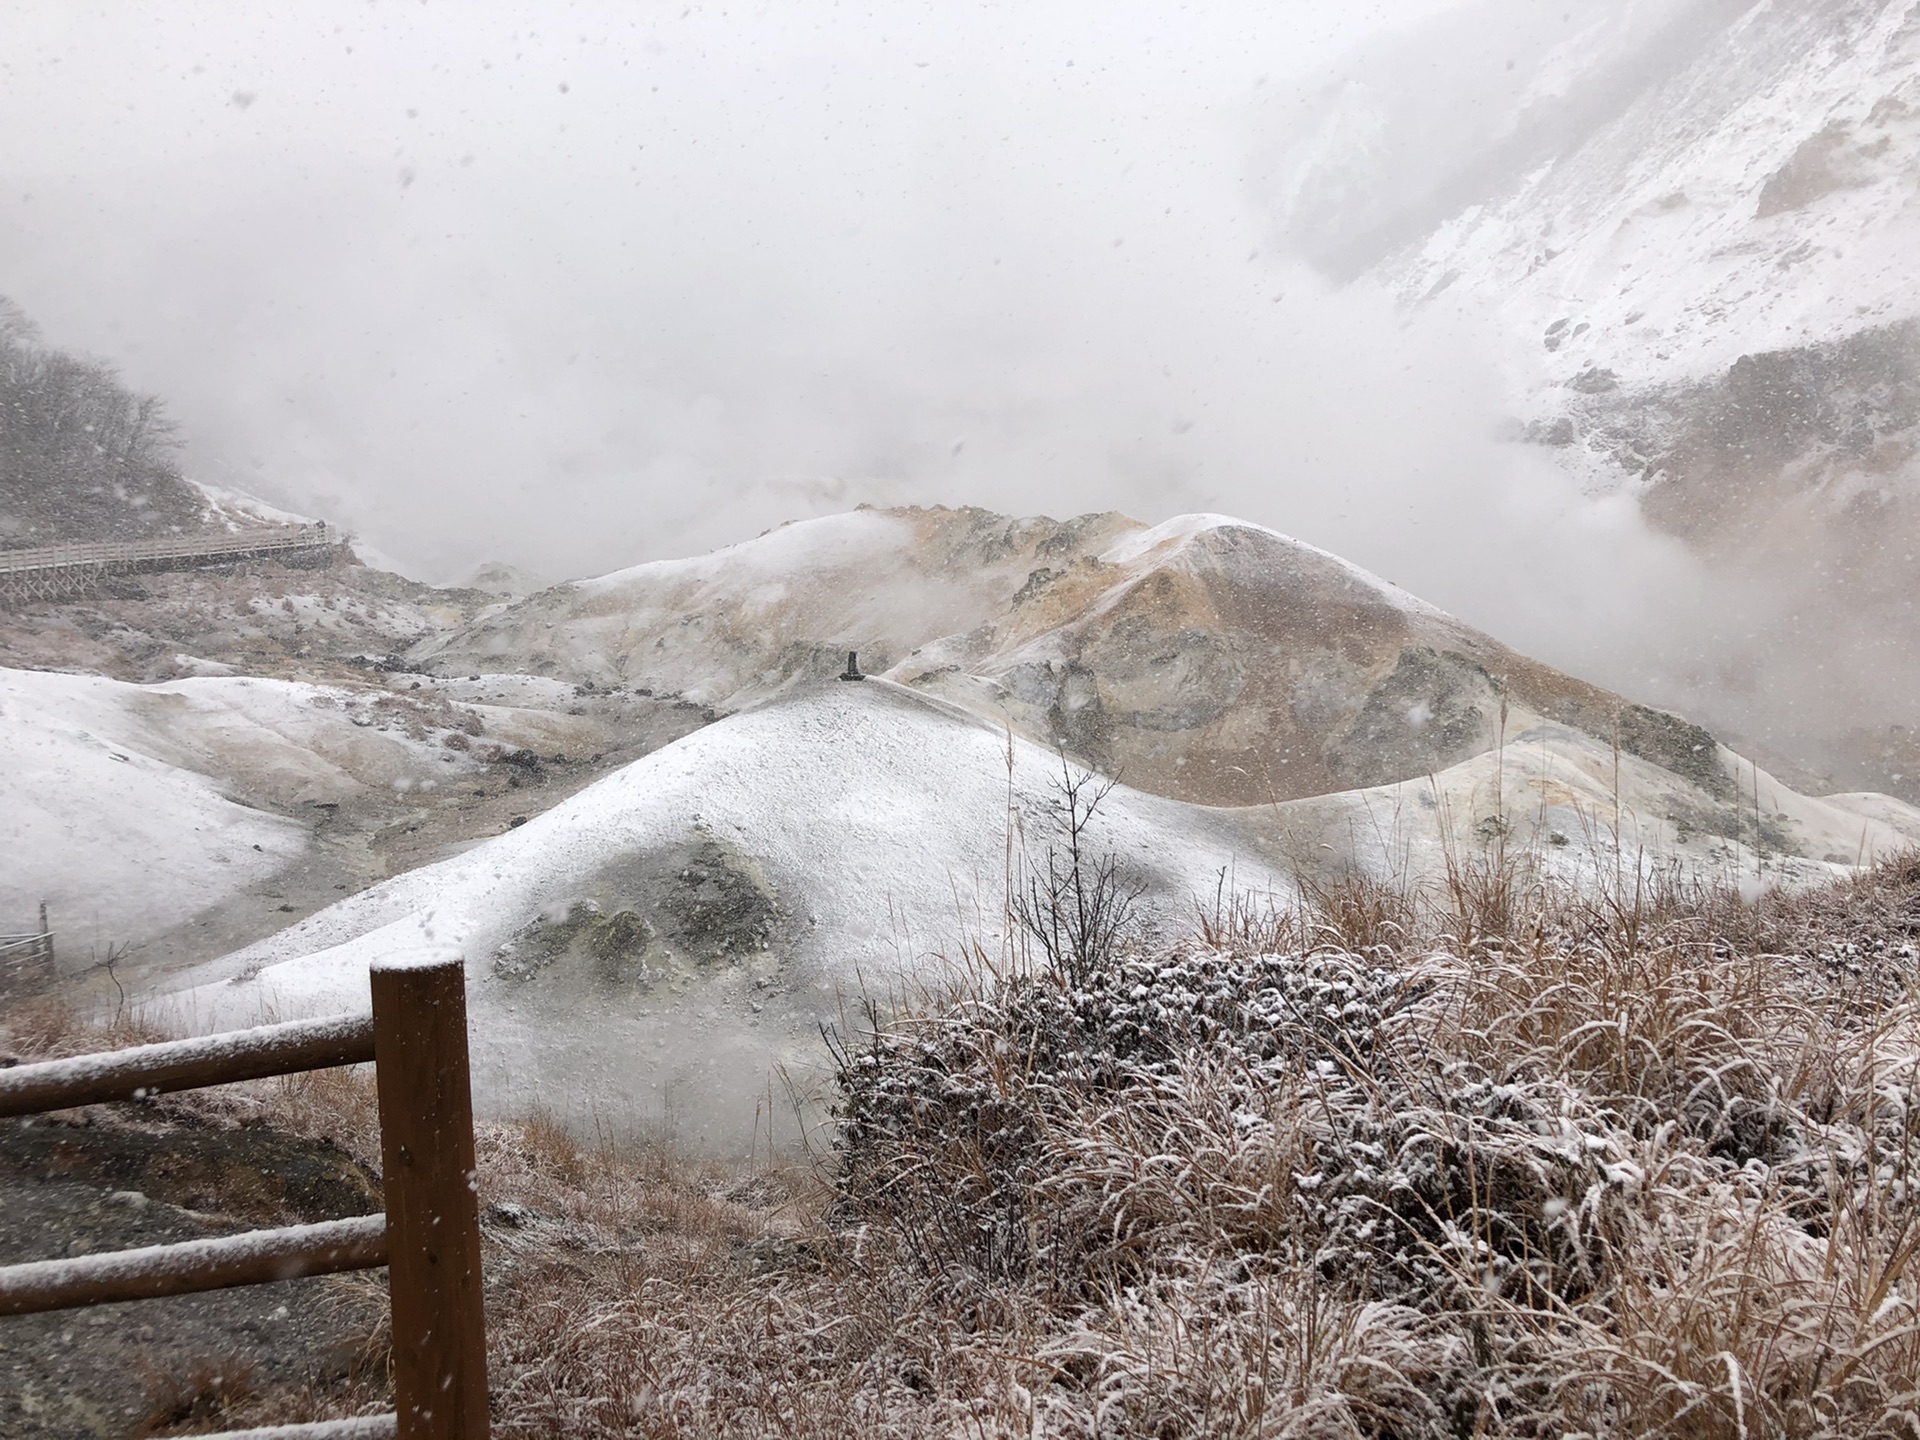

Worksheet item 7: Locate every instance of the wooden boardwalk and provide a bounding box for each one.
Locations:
[0,523,338,606]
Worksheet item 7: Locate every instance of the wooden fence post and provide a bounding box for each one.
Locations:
[371,957,490,1440]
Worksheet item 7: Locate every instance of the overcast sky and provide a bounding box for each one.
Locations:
[0,1,1495,568]
[0,0,1770,725]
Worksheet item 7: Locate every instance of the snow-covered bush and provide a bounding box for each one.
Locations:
[826,852,1920,1436]
[830,947,1411,1285]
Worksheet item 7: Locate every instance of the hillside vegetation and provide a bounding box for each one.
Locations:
[12,849,1920,1439]
[0,297,208,547]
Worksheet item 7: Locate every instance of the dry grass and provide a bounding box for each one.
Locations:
[10,853,1920,1436]
[133,1350,258,1437]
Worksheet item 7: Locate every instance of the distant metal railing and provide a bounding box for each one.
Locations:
[0,934,55,989]
[0,904,55,990]
[0,958,490,1440]
[0,523,338,604]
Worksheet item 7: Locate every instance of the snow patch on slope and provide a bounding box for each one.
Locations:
[1099,513,1454,620]
[0,666,612,955]
[0,670,307,956]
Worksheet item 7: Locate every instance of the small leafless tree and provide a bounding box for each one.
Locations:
[1012,752,1146,986]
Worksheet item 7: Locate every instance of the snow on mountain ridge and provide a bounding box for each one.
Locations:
[1263,1,1920,795]
[413,506,1139,713]
[1098,512,1453,620]
[1379,0,1920,414]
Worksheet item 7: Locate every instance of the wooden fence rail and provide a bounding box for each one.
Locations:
[0,957,489,1440]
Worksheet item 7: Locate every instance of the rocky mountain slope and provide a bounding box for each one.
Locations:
[1264,0,1920,795]
[420,506,1761,810]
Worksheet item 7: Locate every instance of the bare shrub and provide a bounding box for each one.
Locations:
[135,1350,257,1436]
[1011,753,1147,985]
[828,948,1408,1288]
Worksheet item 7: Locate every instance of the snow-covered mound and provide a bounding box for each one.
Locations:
[1268,714,1920,888]
[165,680,1290,1144]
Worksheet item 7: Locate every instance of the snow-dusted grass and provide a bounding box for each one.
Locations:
[810,851,1920,1437]
[263,849,1911,1439]
[13,852,1920,1436]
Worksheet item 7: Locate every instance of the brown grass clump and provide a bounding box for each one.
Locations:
[134,1350,258,1436]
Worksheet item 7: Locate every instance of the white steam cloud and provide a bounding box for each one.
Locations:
[0,2,1771,743]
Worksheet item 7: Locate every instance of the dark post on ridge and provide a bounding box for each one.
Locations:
[371,957,491,1440]
[840,650,865,681]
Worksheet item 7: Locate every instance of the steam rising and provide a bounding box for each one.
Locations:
[0,3,1804,753]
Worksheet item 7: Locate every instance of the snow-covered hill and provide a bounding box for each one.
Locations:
[165,681,1290,1142]
[8,500,1913,1140]
[163,673,1920,1144]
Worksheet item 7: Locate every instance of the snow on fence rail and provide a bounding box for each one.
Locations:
[0,522,338,604]
[0,958,489,1440]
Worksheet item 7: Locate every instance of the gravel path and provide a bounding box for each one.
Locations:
[0,1106,386,1439]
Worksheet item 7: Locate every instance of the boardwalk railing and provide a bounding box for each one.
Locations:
[0,903,55,991]
[0,934,55,989]
[0,957,489,1440]
[0,522,338,605]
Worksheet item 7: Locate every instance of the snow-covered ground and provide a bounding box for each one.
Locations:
[0,671,307,957]
[0,666,609,956]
